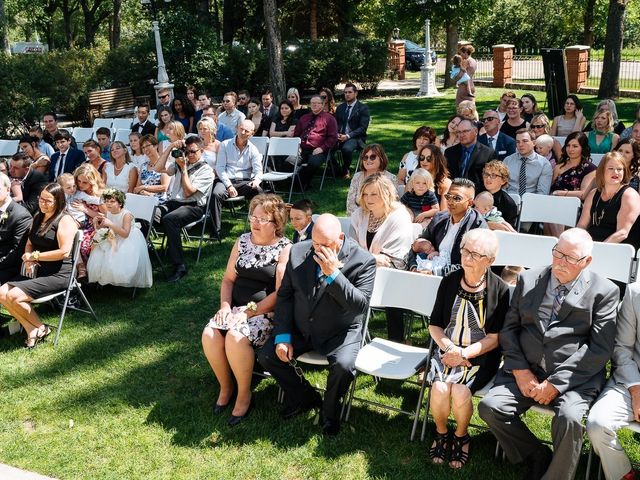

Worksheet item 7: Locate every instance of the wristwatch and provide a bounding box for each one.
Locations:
[31,251,40,261]
[246,301,258,314]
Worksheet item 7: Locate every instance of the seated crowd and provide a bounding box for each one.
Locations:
[2,84,640,480]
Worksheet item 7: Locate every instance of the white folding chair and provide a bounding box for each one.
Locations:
[112,118,133,131]
[262,137,302,202]
[249,136,269,157]
[518,192,581,231]
[73,127,94,145]
[589,241,635,283]
[345,269,443,440]
[114,129,132,144]
[311,214,350,236]
[125,193,165,288]
[508,192,523,225]
[92,118,113,130]
[31,231,97,346]
[0,139,19,157]
[492,231,556,269]
[590,154,605,166]
[553,136,567,147]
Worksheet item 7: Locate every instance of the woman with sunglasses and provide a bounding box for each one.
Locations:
[417,144,452,212]
[397,126,438,185]
[346,144,397,215]
[0,183,78,348]
[529,113,563,161]
[202,194,291,425]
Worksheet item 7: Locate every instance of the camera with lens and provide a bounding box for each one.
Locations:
[171,147,186,158]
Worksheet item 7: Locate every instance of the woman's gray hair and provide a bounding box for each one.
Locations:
[460,228,499,258]
[0,172,10,188]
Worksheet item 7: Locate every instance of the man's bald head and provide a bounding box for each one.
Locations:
[312,214,344,253]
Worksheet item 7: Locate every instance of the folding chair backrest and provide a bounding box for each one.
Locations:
[125,193,158,223]
[369,268,442,317]
[493,230,556,269]
[266,137,300,157]
[590,241,635,283]
[0,139,19,157]
[519,192,581,227]
[112,118,133,131]
[591,154,604,166]
[553,136,567,147]
[249,136,269,157]
[92,118,113,130]
[508,192,521,209]
[114,129,132,144]
[73,127,94,143]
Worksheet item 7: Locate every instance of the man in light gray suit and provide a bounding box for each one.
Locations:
[479,228,619,480]
[587,283,640,480]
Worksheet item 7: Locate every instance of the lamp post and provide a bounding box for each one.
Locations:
[140,0,174,105]
[417,19,441,97]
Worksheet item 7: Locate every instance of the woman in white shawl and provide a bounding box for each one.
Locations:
[350,173,416,341]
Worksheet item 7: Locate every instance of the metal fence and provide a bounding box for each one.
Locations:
[588,51,640,91]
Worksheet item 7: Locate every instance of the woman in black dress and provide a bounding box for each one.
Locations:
[201,194,291,426]
[578,151,640,249]
[0,183,78,348]
[500,98,528,139]
[427,229,510,470]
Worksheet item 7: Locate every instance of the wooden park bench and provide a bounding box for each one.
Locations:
[88,87,148,121]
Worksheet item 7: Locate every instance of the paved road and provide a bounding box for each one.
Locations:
[0,464,56,480]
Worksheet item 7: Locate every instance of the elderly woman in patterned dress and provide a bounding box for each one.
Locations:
[201,194,291,426]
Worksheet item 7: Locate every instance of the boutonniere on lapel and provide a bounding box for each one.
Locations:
[0,211,9,226]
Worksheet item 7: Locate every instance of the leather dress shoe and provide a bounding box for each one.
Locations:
[167,265,188,283]
[227,401,254,427]
[523,445,553,480]
[280,395,322,420]
[321,418,340,437]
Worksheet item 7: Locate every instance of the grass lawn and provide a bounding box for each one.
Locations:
[0,87,638,480]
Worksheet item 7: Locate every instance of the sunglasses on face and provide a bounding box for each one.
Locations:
[363,154,378,161]
[482,117,498,122]
[159,94,169,99]
[418,155,432,162]
[531,124,546,129]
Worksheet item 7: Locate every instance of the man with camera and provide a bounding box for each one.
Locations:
[154,136,214,282]
[211,120,263,239]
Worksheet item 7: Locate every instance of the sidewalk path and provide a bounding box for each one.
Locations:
[0,464,56,480]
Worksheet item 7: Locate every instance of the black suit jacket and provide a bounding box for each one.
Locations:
[444,142,495,192]
[131,121,155,136]
[49,148,86,181]
[335,101,370,142]
[260,104,276,122]
[0,200,32,282]
[478,132,516,161]
[292,222,314,244]
[19,170,48,215]
[273,238,376,354]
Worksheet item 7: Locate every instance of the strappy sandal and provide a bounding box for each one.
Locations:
[449,432,471,469]
[429,429,450,464]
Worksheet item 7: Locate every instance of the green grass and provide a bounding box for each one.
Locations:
[0,89,639,480]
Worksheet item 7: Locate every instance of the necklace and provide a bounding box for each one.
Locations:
[592,185,624,226]
[367,211,386,232]
[462,271,486,289]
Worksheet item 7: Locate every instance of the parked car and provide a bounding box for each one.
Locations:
[403,40,436,71]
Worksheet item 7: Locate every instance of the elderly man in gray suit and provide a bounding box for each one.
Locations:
[587,283,640,480]
[479,228,619,480]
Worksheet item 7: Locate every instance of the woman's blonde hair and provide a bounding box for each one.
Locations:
[457,100,479,121]
[197,117,217,136]
[249,193,289,237]
[591,108,615,134]
[167,120,186,140]
[357,173,399,217]
[530,113,551,135]
[73,163,105,195]
[406,168,435,194]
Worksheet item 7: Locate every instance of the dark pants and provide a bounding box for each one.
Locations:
[299,147,328,189]
[258,332,360,422]
[154,200,203,267]
[386,307,406,342]
[339,138,361,174]
[211,179,263,235]
[478,373,592,480]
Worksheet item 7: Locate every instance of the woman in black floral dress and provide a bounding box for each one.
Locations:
[201,194,291,426]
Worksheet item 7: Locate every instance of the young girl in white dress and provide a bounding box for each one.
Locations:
[87,189,152,288]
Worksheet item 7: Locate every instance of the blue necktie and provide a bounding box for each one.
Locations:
[461,148,471,177]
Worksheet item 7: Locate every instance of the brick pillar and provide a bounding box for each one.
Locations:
[388,40,406,80]
[492,44,514,87]
[565,45,590,93]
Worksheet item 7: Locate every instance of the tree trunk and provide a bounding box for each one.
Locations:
[0,0,10,55]
[309,0,317,40]
[61,0,76,48]
[110,0,121,49]
[212,0,220,43]
[598,0,628,98]
[443,21,459,88]
[263,0,286,101]
[222,0,235,44]
[196,0,211,26]
[582,0,596,46]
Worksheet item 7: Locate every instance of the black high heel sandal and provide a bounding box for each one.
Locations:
[449,432,471,469]
[429,430,450,464]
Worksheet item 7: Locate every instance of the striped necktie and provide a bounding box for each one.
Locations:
[518,157,527,196]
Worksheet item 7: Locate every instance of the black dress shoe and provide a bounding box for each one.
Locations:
[280,395,323,420]
[321,418,340,437]
[523,445,553,480]
[227,402,254,427]
[213,403,229,414]
[167,265,188,283]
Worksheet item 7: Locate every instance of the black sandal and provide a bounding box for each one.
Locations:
[449,433,471,469]
[429,430,450,464]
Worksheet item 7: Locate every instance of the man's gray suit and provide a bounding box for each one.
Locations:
[479,266,619,480]
[258,238,376,421]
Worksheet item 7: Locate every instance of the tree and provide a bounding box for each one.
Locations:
[582,0,597,46]
[110,0,121,49]
[0,0,9,54]
[598,0,628,98]
[263,0,285,99]
[79,0,110,47]
[309,0,317,40]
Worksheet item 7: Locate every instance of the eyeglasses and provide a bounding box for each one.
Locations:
[530,124,546,129]
[159,94,169,99]
[418,155,432,162]
[444,193,467,203]
[482,117,498,122]
[238,96,247,101]
[141,144,153,149]
[186,149,200,155]
[482,172,503,180]
[248,215,273,225]
[461,247,489,261]
[551,246,588,265]
[38,197,55,205]
[363,154,378,161]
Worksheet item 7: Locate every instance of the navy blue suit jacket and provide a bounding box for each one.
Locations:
[49,148,86,181]
[479,132,516,161]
